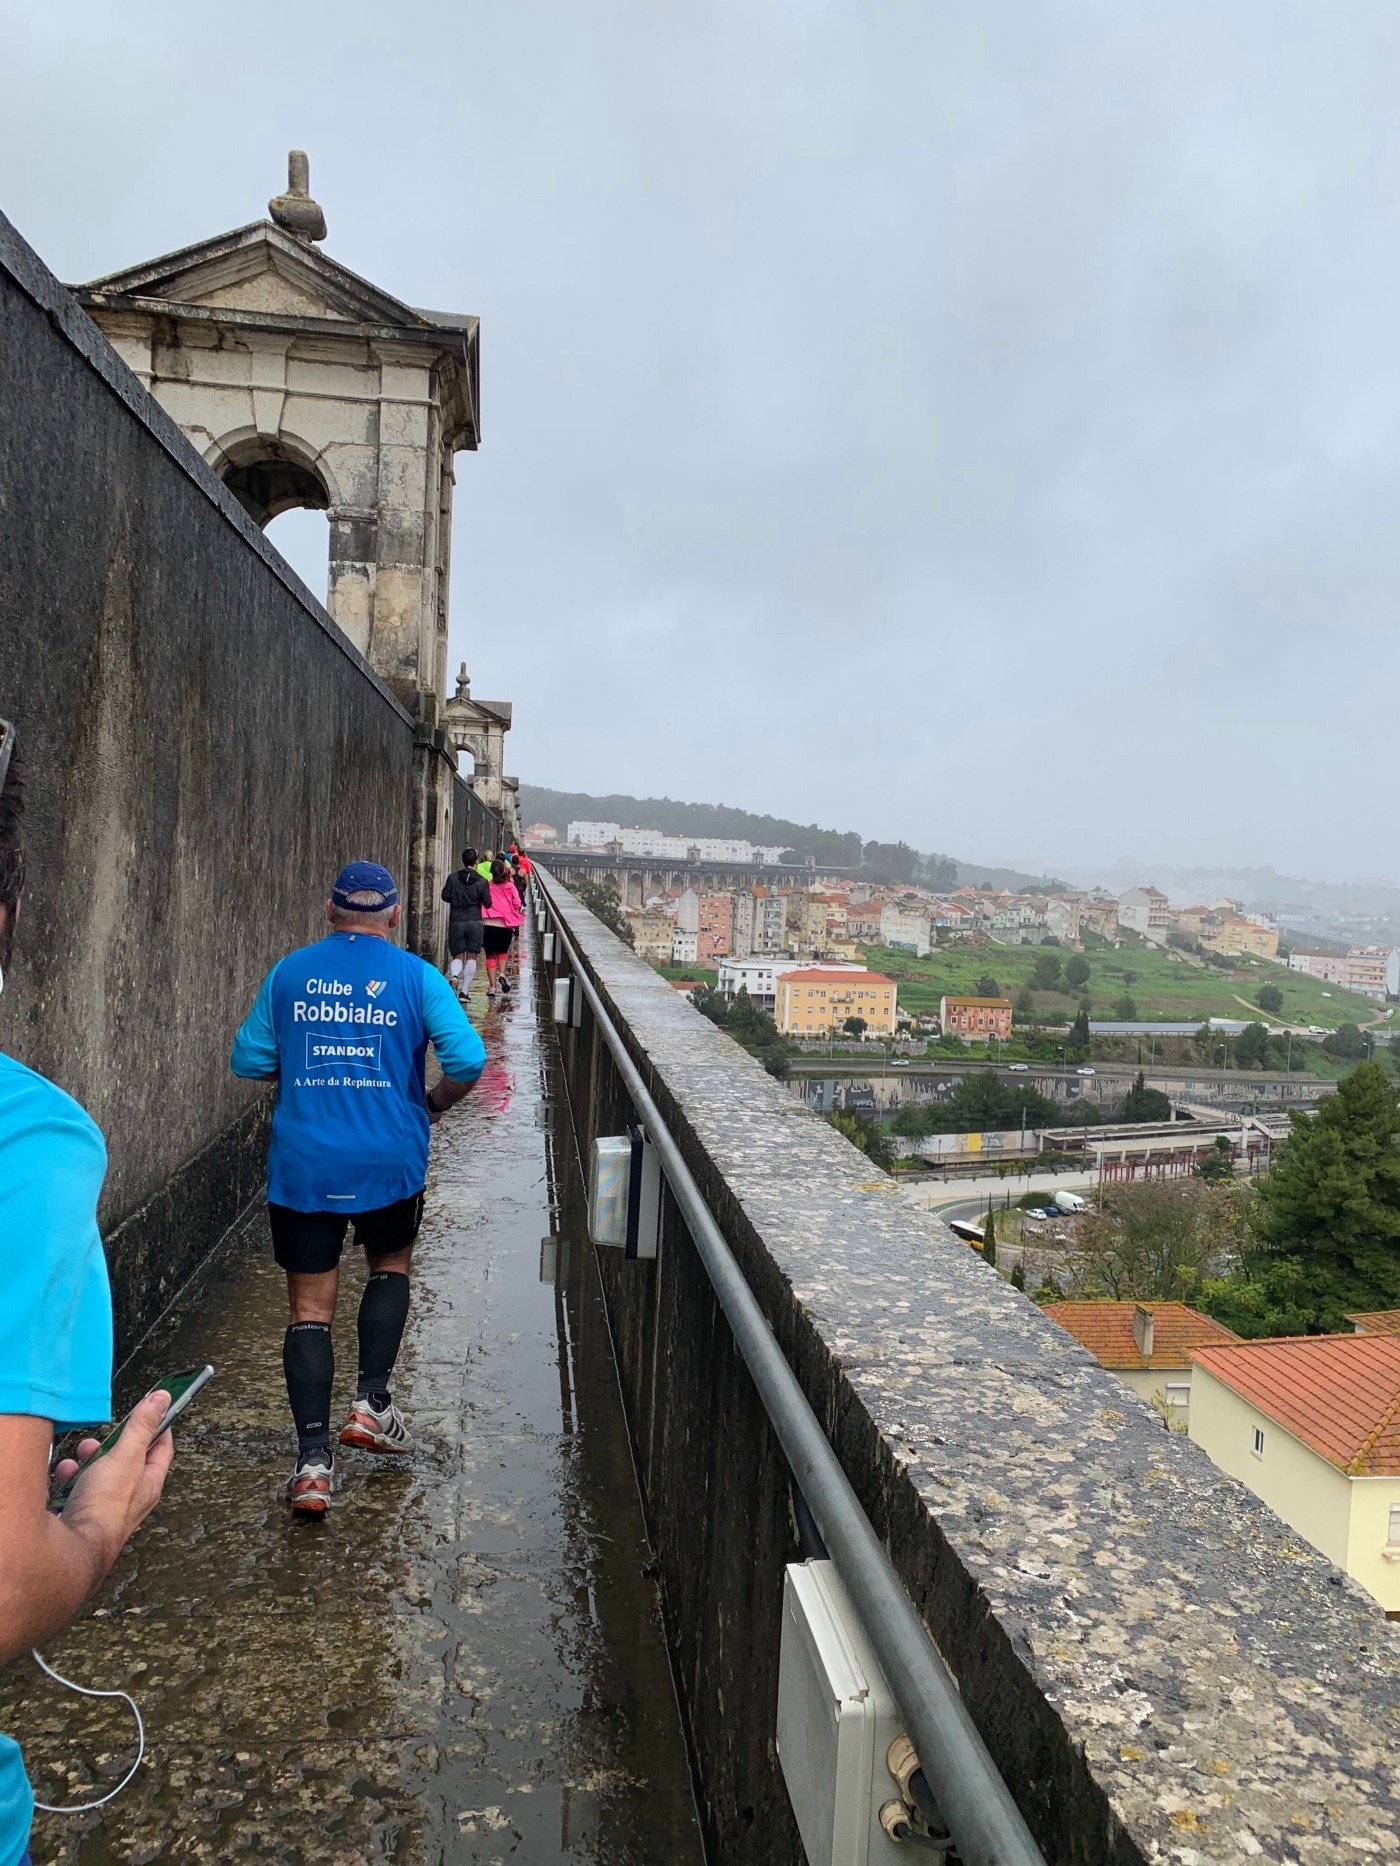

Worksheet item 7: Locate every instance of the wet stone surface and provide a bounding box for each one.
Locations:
[1,943,701,1864]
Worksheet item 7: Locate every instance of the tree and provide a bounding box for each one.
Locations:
[1227,1062,1400,1333]
[1234,1021,1271,1069]
[842,1016,868,1038]
[1010,1260,1026,1290]
[1323,1023,1368,1061]
[1064,954,1091,989]
[1195,1136,1235,1184]
[1120,1071,1171,1123]
[828,1109,896,1171]
[1257,983,1284,1015]
[976,973,1001,998]
[576,877,635,947]
[1070,1180,1236,1301]
[982,1206,997,1267]
[1015,987,1037,1019]
[1068,1007,1091,1059]
[1032,953,1063,991]
[1114,993,1138,1020]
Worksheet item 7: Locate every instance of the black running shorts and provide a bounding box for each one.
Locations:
[482,924,513,957]
[448,919,484,956]
[269,1192,425,1276]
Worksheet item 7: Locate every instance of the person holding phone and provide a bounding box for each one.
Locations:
[0,720,175,1866]
[230,860,486,1515]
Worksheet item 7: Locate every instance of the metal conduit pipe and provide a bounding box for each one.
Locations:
[536,878,1045,1866]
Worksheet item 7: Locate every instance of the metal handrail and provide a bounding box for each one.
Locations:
[536,874,1045,1866]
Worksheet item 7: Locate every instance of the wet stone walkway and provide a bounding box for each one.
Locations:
[3,939,702,1864]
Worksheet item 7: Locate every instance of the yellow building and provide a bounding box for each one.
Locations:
[1204,915,1279,960]
[1189,1335,1400,1615]
[775,967,897,1037]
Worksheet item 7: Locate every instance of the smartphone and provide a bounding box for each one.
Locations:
[49,1365,214,1509]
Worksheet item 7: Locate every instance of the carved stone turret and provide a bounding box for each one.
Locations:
[268,150,327,243]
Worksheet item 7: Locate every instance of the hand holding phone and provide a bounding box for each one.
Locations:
[50,1366,213,1511]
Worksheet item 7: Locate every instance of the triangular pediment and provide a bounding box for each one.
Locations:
[75,222,430,329]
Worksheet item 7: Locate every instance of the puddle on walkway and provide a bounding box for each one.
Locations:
[2,941,702,1865]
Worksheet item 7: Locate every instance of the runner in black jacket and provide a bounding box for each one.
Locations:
[441,848,493,999]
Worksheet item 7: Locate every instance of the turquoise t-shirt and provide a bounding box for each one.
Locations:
[0,1052,113,1866]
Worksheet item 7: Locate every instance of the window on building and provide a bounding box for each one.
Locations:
[1388,1505,1400,1547]
[1252,1427,1265,1457]
[1164,1382,1190,1410]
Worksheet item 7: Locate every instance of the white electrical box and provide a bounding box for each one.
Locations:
[587,1131,661,1259]
[541,930,556,962]
[777,1561,907,1866]
[553,976,573,1023]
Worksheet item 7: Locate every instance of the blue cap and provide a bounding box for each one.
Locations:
[331,860,399,911]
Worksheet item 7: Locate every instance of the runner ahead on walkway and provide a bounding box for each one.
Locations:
[481,859,525,1002]
[440,846,491,1000]
[230,861,486,1515]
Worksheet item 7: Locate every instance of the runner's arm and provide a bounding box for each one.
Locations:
[230,960,283,1080]
[421,967,486,1118]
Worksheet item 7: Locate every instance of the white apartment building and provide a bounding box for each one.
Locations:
[755,891,789,953]
[1117,887,1172,945]
[566,821,786,863]
[671,930,698,966]
[879,902,931,957]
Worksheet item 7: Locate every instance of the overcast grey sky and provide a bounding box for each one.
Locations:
[5,2,1398,883]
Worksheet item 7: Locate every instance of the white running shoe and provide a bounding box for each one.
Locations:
[287,1454,334,1515]
[339,1397,414,1454]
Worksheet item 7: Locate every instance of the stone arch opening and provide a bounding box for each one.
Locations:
[211,434,335,599]
[216,438,331,528]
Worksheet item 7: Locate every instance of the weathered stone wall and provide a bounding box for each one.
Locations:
[0,213,415,1357]
[540,870,1400,1866]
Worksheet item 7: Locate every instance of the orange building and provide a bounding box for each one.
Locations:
[775,968,897,1036]
[695,893,733,964]
[939,994,1012,1041]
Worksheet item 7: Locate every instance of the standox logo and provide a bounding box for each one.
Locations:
[366,980,387,999]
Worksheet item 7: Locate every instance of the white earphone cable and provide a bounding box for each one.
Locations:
[28,1649,145,1813]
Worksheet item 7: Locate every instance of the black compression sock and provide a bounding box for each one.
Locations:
[284,1322,334,1460]
[356,1272,411,1402]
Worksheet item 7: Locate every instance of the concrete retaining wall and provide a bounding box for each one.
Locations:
[0,212,416,1357]
[541,870,1400,1866]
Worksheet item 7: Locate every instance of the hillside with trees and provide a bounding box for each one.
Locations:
[519,784,1061,889]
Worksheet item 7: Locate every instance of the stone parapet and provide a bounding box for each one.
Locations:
[541,869,1400,1866]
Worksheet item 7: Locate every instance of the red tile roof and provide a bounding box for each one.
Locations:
[1345,1310,1400,1335]
[1044,1301,1238,1370]
[782,968,894,985]
[1190,1335,1400,1475]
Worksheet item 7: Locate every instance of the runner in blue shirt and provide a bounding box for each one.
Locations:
[231,860,485,1514]
[0,721,175,1866]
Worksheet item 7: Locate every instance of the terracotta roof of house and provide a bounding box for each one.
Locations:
[1044,1301,1239,1370]
[782,968,894,985]
[1346,1310,1400,1335]
[942,995,1014,1009]
[1190,1335,1400,1475]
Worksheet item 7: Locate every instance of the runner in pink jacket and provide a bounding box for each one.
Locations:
[481,860,525,1001]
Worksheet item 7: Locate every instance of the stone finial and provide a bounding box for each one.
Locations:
[453,661,472,701]
[268,150,327,243]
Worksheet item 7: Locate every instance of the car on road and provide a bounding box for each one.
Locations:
[1075,1066,1096,1077]
[891,1059,910,1067]
[1008,1062,1029,1071]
